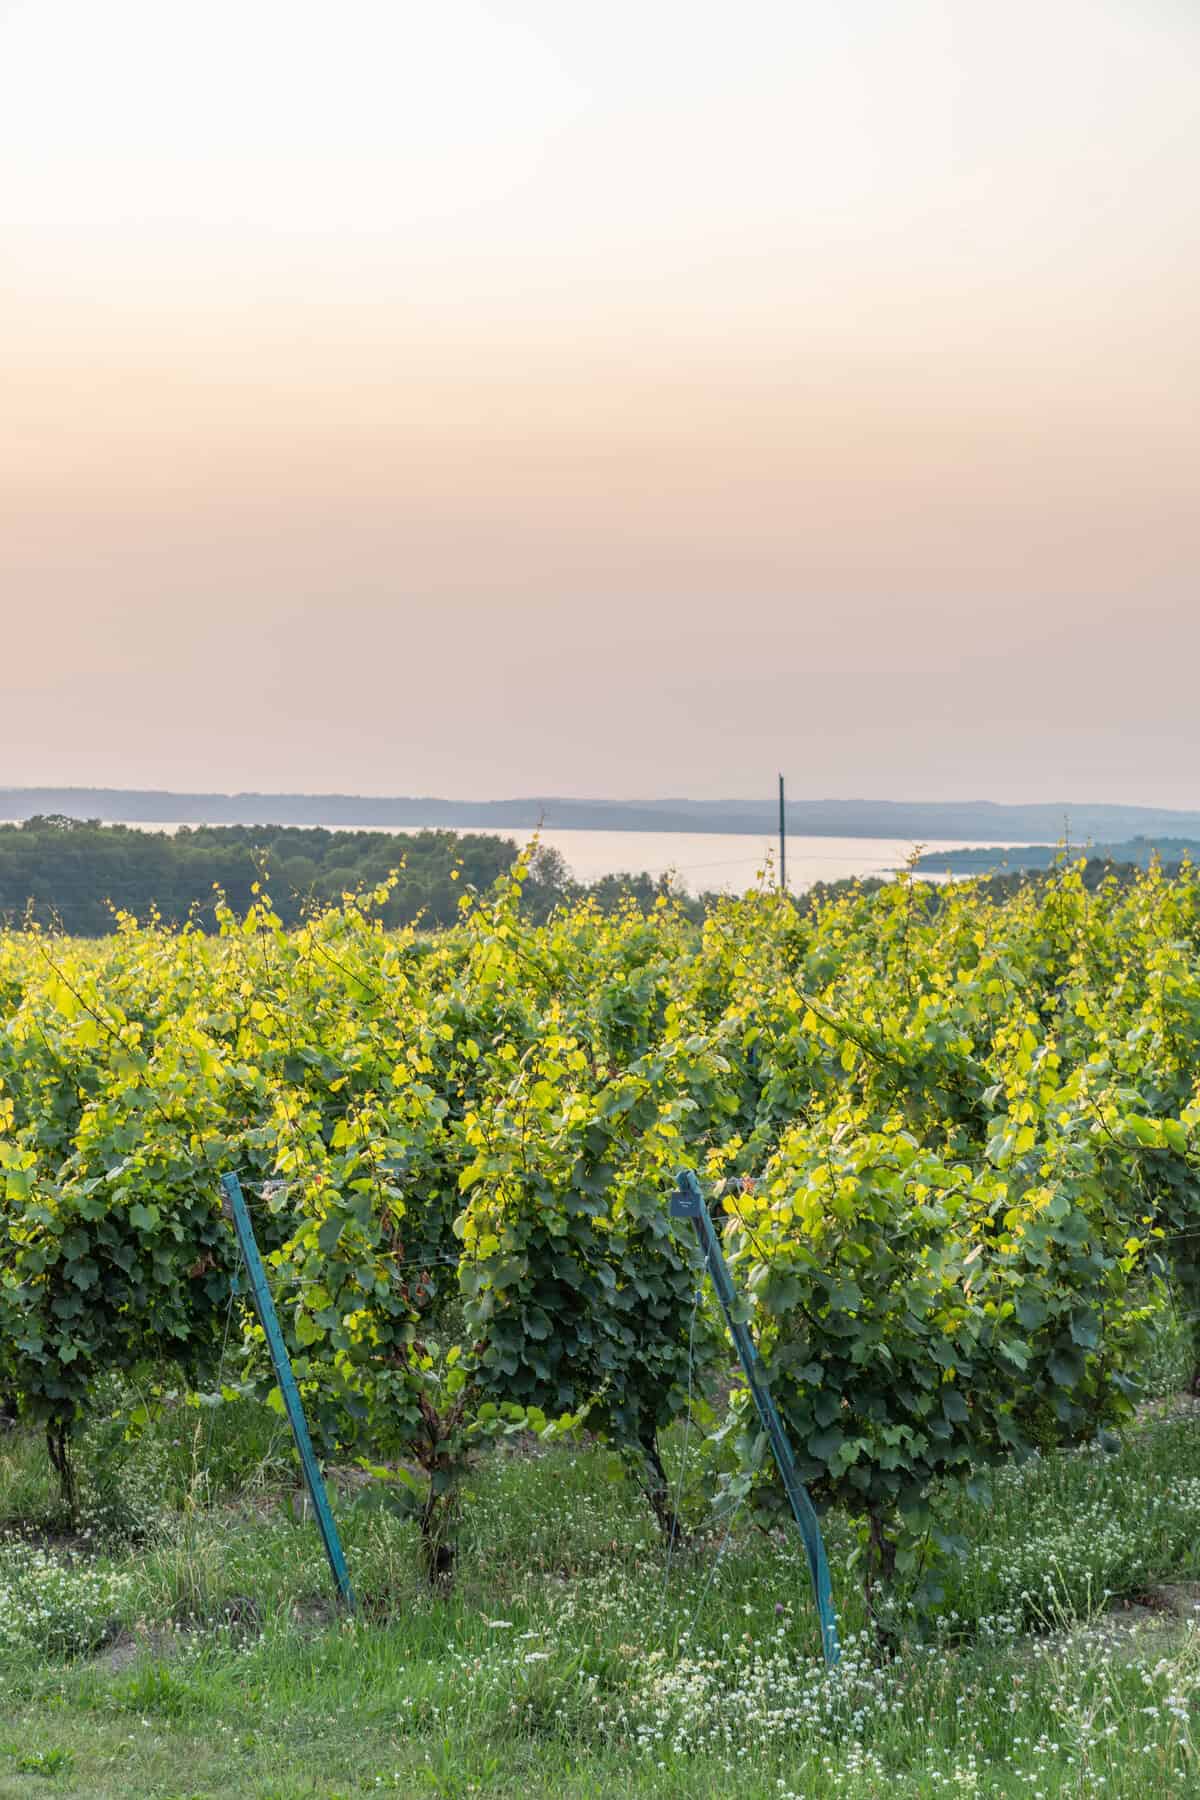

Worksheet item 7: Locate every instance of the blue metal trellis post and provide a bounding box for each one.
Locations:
[670,1169,839,1667]
[220,1173,356,1612]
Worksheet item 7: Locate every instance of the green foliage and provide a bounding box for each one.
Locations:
[0,816,709,934]
[720,1125,1144,1612]
[4,854,1200,1612]
[0,816,520,933]
[451,870,730,1518]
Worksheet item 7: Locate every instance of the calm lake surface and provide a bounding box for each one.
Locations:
[98,822,1037,896]
[426,828,1037,893]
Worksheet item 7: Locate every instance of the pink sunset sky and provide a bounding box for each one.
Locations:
[2,0,1197,803]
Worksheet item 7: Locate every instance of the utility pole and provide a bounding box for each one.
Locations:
[778,772,787,893]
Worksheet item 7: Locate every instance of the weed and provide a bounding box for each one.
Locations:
[14,1746,74,1777]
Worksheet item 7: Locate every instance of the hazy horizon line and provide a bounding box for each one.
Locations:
[5,784,1200,817]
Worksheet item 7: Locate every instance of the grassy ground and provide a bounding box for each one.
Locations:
[4,1374,1200,1800]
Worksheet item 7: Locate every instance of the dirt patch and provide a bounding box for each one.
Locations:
[0,1521,98,1557]
[1142,1580,1200,1620]
[1136,1391,1200,1424]
[94,1633,143,1674]
[1037,1584,1200,1662]
[92,1624,188,1674]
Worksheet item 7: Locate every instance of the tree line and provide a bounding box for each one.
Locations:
[0,817,707,935]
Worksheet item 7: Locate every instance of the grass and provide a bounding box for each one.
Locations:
[2,1392,1200,1799]
[0,1300,1194,1796]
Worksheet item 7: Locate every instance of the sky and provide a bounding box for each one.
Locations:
[2,0,1197,805]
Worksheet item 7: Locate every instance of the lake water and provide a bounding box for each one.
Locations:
[88,820,1036,896]
[439,827,1036,894]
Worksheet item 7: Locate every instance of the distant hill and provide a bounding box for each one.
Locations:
[915,837,1200,874]
[5,788,1200,842]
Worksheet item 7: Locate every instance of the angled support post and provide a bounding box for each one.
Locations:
[220,1173,356,1612]
[670,1169,839,1667]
